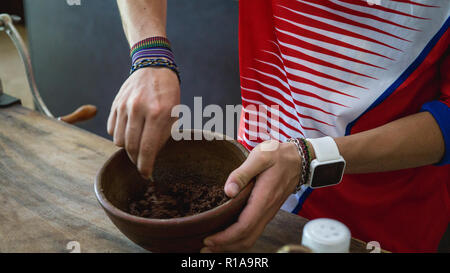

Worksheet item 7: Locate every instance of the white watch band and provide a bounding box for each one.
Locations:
[306,136,341,162]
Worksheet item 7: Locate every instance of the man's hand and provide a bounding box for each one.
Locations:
[201,140,302,252]
[107,68,180,178]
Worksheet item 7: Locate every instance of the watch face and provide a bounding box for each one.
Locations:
[310,161,346,188]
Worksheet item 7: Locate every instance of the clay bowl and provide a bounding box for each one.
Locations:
[95,130,253,252]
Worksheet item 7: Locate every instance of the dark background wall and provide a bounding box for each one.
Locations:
[23,0,241,139]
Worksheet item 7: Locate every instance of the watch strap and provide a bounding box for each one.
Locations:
[306,136,341,162]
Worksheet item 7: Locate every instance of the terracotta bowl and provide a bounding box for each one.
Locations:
[94,130,253,252]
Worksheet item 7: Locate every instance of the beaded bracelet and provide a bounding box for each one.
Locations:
[298,138,311,184]
[130,58,181,82]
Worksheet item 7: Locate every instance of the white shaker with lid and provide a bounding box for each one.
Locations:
[301,218,351,253]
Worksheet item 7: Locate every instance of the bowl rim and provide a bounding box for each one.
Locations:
[94,129,253,228]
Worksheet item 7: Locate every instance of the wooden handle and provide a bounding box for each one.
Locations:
[59,105,97,124]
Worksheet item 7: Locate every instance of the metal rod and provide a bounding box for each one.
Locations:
[0,14,54,118]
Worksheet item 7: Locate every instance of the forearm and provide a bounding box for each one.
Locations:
[332,112,445,174]
[117,0,167,46]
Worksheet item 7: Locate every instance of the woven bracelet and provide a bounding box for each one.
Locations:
[130,58,181,82]
[130,37,175,66]
[132,47,176,64]
[129,37,180,82]
[130,36,172,57]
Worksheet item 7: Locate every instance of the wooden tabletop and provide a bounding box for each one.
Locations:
[0,105,371,253]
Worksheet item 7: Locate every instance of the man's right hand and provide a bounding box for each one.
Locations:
[107,67,180,178]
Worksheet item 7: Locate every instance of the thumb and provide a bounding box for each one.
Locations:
[224,148,274,198]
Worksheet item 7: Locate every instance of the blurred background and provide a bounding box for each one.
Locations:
[0,0,240,138]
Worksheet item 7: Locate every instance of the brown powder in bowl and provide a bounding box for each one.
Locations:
[128,175,229,219]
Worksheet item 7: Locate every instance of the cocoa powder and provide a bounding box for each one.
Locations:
[128,175,229,219]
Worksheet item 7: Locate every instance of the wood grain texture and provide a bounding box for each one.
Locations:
[0,105,373,253]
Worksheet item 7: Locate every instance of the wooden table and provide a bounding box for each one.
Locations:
[0,105,371,253]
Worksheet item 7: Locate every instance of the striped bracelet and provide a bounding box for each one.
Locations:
[130,37,174,66]
[132,47,175,65]
[130,58,181,82]
[130,36,172,57]
[129,37,180,82]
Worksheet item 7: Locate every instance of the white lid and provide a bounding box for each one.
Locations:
[301,218,351,253]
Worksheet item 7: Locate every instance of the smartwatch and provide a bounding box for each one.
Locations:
[306,136,346,189]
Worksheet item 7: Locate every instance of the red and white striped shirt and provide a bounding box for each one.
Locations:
[238,0,450,252]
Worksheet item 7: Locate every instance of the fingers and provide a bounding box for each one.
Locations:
[107,68,180,180]
[137,120,162,179]
[202,199,277,253]
[202,141,300,253]
[107,108,117,136]
[204,177,274,250]
[204,216,251,248]
[202,199,276,252]
[202,222,266,253]
[204,165,288,252]
[107,83,128,136]
[125,111,145,164]
[113,107,128,147]
[224,142,275,198]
